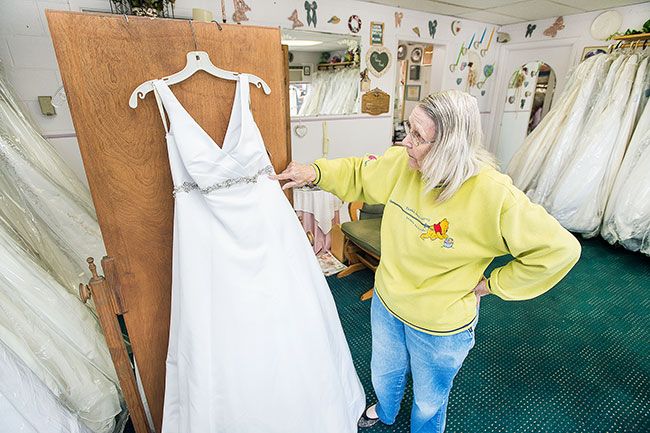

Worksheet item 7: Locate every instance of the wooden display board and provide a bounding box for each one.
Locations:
[46,11,291,432]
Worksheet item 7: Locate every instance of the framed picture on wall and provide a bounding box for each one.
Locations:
[422,46,433,65]
[405,85,421,101]
[303,65,311,76]
[410,47,423,64]
[370,22,384,46]
[581,45,608,61]
[409,65,421,81]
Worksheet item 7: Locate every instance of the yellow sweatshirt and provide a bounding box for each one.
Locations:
[313,146,581,335]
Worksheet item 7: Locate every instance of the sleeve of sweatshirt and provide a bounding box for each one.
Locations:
[488,190,582,301]
[312,146,407,204]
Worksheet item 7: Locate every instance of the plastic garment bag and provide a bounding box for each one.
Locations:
[0,224,124,433]
[547,54,639,233]
[0,339,94,433]
[599,130,650,254]
[525,54,610,206]
[507,55,601,191]
[298,68,359,115]
[0,70,105,295]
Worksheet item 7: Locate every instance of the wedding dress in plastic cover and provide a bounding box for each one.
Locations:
[299,68,359,115]
[0,338,94,433]
[0,71,105,295]
[601,71,650,252]
[599,130,650,254]
[151,74,364,433]
[546,54,638,233]
[0,224,123,433]
[524,54,610,206]
[507,54,603,191]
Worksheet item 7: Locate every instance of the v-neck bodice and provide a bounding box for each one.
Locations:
[152,74,270,194]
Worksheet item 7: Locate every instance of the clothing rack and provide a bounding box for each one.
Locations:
[610,32,650,51]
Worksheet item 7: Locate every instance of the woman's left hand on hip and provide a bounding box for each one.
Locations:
[473,277,490,298]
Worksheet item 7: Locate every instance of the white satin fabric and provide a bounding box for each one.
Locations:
[152,74,365,433]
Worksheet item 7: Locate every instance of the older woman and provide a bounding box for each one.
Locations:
[272,90,581,432]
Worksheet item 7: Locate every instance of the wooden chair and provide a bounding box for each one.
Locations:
[337,202,383,301]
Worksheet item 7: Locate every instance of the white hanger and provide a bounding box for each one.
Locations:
[129,50,271,108]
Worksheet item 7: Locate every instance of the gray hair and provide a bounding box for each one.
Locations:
[418,90,496,201]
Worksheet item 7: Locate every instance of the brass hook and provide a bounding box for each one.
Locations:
[189,20,198,51]
[211,19,223,31]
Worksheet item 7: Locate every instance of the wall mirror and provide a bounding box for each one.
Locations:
[496,61,557,167]
[282,29,360,117]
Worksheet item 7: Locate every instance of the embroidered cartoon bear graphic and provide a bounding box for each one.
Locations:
[420,218,449,240]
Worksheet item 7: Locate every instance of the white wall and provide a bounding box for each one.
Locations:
[0,0,500,182]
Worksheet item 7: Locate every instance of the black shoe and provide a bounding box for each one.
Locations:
[358,404,380,428]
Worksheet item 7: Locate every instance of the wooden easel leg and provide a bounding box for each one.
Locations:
[83,257,152,433]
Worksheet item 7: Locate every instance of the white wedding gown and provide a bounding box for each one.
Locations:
[151,75,365,433]
[507,55,600,192]
[0,339,94,433]
[0,74,105,295]
[547,55,645,235]
[0,224,122,433]
[524,54,610,206]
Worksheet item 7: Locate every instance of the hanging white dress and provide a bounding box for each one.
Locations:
[0,73,105,295]
[507,55,598,191]
[0,339,94,433]
[602,82,650,245]
[547,54,637,232]
[524,54,610,206]
[151,75,365,433]
[599,130,650,254]
[0,225,122,433]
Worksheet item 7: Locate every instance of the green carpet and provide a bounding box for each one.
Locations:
[328,236,650,432]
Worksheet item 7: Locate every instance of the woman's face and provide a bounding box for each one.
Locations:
[403,106,436,171]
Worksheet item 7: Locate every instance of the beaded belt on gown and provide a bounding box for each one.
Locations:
[172,165,274,197]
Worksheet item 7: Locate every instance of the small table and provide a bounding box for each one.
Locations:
[293,187,349,254]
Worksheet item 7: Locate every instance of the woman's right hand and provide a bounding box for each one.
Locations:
[270,161,317,190]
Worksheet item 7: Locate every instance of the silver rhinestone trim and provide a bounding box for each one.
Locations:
[173,165,274,197]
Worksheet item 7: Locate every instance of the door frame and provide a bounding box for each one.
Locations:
[487,37,580,156]
[391,39,449,123]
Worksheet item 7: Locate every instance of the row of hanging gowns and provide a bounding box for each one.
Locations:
[0,69,124,432]
[0,71,105,295]
[298,67,360,116]
[507,50,650,254]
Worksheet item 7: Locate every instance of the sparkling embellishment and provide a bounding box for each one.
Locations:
[173,165,274,197]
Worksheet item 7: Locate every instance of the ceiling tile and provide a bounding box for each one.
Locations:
[459,9,523,25]
[491,0,584,20]
[550,0,649,9]
[437,0,521,8]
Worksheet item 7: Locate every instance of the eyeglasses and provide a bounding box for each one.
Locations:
[404,120,435,147]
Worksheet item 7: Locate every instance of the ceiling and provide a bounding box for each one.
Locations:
[362,0,649,25]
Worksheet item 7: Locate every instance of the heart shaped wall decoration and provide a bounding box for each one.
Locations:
[366,46,392,77]
[294,124,308,138]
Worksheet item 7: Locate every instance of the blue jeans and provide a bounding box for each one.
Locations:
[371,293,476,433]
